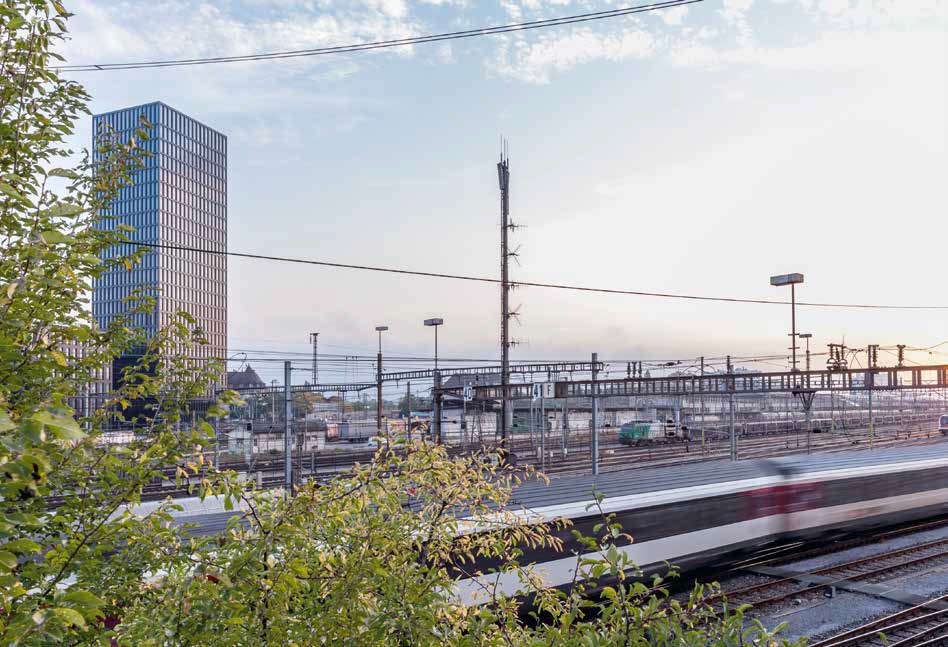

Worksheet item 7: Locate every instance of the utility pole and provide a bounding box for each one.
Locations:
[433,370,442,444]
[461,384,467,447]
[284,361,293,494]
[540,388,546,471]
[309,332,319,384]
[497,147,514,445]
[800,333,813,376]
[591,352,599,475]
[562,396,568,457]
[867,344,878,449]
[699,356,705,454]
[271,379,277,426]
[405,381,411,441]
[727,355,736,461]
[375,326,388,438]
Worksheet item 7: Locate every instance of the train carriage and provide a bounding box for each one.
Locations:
[181,442,948,604]
[618,419,689,445]
[457,444,948,602]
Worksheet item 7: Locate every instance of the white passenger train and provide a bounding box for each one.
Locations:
[456,443,948,601]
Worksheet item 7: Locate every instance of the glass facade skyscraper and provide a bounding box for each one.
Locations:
[92,102,227,372]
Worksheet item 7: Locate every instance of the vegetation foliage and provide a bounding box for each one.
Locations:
[0,2,804,645]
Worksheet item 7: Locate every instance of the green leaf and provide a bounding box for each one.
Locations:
[43,203,84,218]
[51,607,86,628]
[47,168,80,179]
[62,590,104,610]
[3,539,41,555]
[31,409,84,441]
[40,230,75,245]
[4,281,19,300]
[49,350,68,368]
[0,551,17,571]
[0,410,14,433]
[0,181,28,203]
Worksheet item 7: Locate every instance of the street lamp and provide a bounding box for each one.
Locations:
[424,318,444,444]
[769,273,805,373]
[799,333,813,372]
[423,318,443,370]
[375,326,388,435]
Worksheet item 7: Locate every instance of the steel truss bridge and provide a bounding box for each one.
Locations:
[443,364,948,402]
[228,363,948,402]
[226,361,602,396]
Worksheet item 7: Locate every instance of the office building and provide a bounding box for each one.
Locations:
[92,102,227,380]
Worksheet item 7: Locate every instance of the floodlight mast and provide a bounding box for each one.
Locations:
[375,326,389,436]
[770,273,805,375]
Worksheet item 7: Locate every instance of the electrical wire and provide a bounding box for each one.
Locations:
[55,1,702,72]
[126,241,948,310]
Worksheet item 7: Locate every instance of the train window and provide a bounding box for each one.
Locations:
[818,467,948,509]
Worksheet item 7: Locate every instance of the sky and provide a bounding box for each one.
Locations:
[58,0,947,385]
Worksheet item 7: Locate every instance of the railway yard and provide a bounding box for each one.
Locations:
[700,517,948,644]
[103,414,941,505]
[172,419,948,645]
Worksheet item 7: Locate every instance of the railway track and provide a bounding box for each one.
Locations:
[730,517,948,572]
[46,421,941,506]
[541,423,941,476]
[809,596,948,646]
[718,537,948,611]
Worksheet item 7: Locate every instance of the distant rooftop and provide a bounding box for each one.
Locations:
[441,373,503,390]
[227,365,265,389]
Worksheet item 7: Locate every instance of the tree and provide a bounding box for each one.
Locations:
[0,3,802,645]
[0,2,237,642]
[399,392,430,416]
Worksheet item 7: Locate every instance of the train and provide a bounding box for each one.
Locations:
[618,419,689,445]
[610,411,939,447]
[941,414,948,434]
[455,442,948,602]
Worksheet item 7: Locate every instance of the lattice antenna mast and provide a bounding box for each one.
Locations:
[497,141,519,443]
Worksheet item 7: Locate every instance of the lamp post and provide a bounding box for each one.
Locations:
[375,325,388,436]
[423,318,443,370]
[270,379,278,425]
[772,273,814,455]
[799,333,812,370]
[424,318,444,443]
[769,273,805,375]
[799,333,813,382]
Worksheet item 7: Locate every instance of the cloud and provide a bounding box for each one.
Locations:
[669,17,947,74]
[60,0,948,90]
[660,5,690,25]
[492,26,655,83]
[61,0,426,69]
[59,0,426,142]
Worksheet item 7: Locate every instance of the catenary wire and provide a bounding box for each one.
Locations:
[124,241,948,310]
[54,1,702,72]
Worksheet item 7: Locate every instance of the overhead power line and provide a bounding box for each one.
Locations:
[126,241,948,310]
[54,0,702,72]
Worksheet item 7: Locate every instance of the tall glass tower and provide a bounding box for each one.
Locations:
[92,102,227,374]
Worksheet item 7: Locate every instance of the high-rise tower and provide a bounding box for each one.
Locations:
[92,102,227,377]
